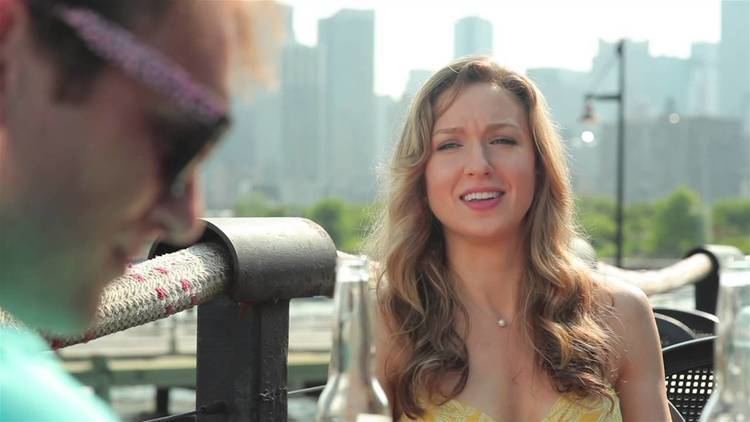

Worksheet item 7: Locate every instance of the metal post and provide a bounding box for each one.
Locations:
[257,301,290,420]
[195,296,261,422]
[151,218,337,421]
[581,39,627,268]
[156,388,170,416]
[91,356,111,404]
[615,39,626,268]
[195,297,292,421]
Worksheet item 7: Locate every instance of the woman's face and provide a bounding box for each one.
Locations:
[425,82,537,246]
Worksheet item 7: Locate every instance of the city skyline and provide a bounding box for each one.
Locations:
[280,0,722,98]
[205,0,748,210]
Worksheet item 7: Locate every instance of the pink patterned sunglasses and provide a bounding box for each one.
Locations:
[41,4,231,196]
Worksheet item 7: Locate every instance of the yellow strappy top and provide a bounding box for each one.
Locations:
[399,390,622,422]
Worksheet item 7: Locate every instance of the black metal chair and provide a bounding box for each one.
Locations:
[662,336,715,422]
[669,401,686,422]
[654,307,718,337]
[656,313,697,348]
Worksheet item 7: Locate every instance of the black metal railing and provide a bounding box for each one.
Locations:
[3,217,743,421]
[148,218,337,421]
[596,245,744,314]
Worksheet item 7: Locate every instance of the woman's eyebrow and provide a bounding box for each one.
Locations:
[433,121,521,136]
[433,127,464,136]
[485,122,521,131]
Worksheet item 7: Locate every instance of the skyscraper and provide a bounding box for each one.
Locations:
[318,9,376,201]
[280,42,323,204]
[590,40,692,120]
[596,116,748,204]
[403,69,433,99]
[374,95,400,164]
[719,0,750,124]
[687,42,719,117]
[454,16,493,59]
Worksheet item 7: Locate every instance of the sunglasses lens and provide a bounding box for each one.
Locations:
[164,119,227,196]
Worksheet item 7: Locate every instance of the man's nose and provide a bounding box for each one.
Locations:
[148,174,205,246]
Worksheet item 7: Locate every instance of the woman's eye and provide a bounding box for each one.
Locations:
[490,137,517,145]
[436,141,461,151]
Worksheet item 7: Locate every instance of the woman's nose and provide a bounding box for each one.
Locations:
[464,143,492,176]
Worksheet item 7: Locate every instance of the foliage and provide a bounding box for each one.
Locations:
[646,187,705,257]
[306,198,346,246]
[232,194,376,253]
[623,202,655,257]
[577,188,710,259]
[712,197,750,252]
[575,196,616,258]
[233,192,302,218]
[235,188,747,257]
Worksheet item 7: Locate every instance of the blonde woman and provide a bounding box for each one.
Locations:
[367,57,670,421]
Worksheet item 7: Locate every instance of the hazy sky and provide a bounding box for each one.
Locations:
[280,0,722,98]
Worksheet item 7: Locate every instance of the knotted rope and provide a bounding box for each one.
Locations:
[0,243,231,349]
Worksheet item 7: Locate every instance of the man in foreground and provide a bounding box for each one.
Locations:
[0,0,273,418]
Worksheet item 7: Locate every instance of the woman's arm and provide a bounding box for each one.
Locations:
[609,280,671,422]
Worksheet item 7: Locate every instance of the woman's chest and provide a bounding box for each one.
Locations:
[445,332,562,421]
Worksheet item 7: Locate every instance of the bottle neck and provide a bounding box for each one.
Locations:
[329,279,374,381]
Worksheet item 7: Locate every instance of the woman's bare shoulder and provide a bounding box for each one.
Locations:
[594,274,658,385]
[591,273,670,417]
[593,272,652,318]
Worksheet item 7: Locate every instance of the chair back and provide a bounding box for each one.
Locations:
[656,313,697,348]
[654,307,718,337]
[662,336,715,422]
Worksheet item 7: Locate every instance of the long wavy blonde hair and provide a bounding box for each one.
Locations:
[366,57,617,418]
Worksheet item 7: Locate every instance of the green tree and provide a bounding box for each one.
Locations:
[339,203,377,253]
[306,198,347,247]
[624,202,655,257]
[647,187,705,257]
[233,195,375,253]
[712,197,750,252]
[233,192,295,217]
[575,196,616,258]
[576,195,658,259]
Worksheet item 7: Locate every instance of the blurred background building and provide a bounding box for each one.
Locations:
[203,1,749,253]
[454,16,494,59]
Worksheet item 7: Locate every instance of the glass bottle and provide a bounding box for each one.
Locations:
[316,255,392,422]
[700,259,750,421]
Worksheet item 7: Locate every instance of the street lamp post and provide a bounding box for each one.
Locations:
[582,39,626,268]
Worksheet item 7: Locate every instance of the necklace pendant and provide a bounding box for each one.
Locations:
[497,319,508,328]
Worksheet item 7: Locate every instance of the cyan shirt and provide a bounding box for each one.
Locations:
[0,327,117,421]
